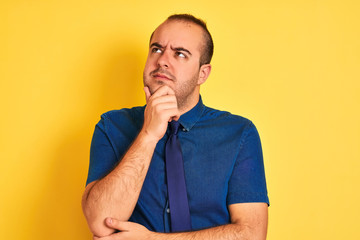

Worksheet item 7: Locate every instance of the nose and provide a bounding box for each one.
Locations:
[157,50,170,68]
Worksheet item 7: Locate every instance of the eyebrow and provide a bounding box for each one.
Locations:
[150,42,192,56]
[172,47,192,56]
[150,42,163,49]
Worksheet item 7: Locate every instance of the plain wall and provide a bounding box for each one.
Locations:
[1,0,359,239]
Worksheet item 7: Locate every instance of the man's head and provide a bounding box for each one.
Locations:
[143,14,213,111]
[152,14,214,66]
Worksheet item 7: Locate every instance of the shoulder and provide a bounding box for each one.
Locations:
[101,106,145,120]
[97,106,145,131]
[199,105,261,146]
[201,105,255,130]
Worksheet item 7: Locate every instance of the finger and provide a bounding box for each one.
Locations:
[152,102,178,112]
[150,95,177,107]
[144,86,151,103]
[105,218,132,232]
[150,85,175,98]
[171,115,180,121]
[153,104,180,123]
[161,109,181,122]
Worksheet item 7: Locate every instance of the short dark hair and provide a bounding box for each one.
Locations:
[150,14,214,66]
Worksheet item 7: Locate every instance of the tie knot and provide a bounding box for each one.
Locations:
[169,121,180,135]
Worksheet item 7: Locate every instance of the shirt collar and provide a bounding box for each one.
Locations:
[178,95,205,132]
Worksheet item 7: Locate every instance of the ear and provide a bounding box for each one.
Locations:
[197,64,212,85]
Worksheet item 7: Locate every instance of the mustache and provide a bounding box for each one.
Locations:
[150,68,176,81]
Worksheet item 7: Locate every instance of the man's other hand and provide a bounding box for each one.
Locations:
[93,218,152,240]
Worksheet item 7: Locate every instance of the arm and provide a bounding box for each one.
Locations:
[82,86,180,237]
[154,202,268,240]
[96,202,268,240]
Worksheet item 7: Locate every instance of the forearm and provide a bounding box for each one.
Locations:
[152,223,264,240]
[82,130,157,237]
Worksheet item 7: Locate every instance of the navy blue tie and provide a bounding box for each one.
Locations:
[165,121,192,232]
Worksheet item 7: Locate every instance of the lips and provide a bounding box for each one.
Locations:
[150,68,175,81]
[152,73,172,80]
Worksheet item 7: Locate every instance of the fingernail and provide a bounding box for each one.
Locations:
[107,218,113,224]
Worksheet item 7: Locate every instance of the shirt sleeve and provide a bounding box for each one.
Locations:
[86,116,119,185]
[227,121,269,206]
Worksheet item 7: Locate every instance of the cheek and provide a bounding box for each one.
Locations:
[143,61,151,74]
[182,66,200,81]
[144,55,156,71]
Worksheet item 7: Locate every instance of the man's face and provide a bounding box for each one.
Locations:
[143,20,205,109]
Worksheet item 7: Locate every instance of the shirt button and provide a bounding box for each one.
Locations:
[182,128,186,132]
[166,208,170,213]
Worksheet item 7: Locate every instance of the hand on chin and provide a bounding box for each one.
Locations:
[147,81,174,95]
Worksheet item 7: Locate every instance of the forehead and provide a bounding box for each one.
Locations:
[151,20,204,54]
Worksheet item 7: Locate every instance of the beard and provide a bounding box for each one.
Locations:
[143,69,200,111]
[175,75,199,110]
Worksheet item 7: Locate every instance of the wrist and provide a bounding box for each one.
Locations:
[138,128,161,145]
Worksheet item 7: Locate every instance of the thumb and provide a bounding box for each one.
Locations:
[105,218,130,232]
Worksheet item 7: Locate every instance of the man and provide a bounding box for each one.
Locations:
[82,14,269,240]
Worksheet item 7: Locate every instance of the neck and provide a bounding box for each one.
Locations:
[177,92,200,116]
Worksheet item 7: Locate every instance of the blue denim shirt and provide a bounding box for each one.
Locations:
[86,96,269,232]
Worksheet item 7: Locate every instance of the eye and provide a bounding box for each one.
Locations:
[151,48,162,53]
[176,52,186,58]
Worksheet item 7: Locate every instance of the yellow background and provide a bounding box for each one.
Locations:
[1,0,359,239]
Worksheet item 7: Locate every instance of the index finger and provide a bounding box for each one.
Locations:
[150,85,175,99]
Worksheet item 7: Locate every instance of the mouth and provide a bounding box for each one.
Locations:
[150,68,175,81]
[152,73,172,81]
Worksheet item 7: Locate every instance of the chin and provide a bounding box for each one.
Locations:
[147,81,173,94]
